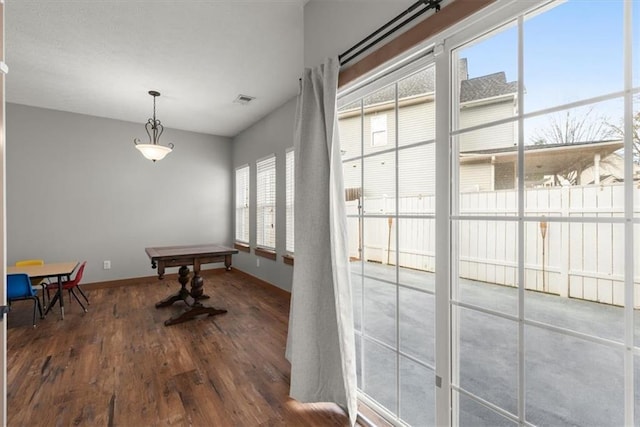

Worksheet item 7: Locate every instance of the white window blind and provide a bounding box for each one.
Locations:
[235,165,250,243]
[256,155,276,249]
[285,149,295,253]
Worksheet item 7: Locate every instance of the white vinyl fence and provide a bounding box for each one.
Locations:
[347,183,639,308]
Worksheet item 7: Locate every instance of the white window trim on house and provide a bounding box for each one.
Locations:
[371,114,388,147]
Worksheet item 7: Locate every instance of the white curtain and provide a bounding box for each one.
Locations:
[285,57,357,425]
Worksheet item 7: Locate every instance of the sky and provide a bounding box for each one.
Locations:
[457,0,639,144]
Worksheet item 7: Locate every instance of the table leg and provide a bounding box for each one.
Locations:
[159,265,227,326]
[224,254,232,271]
[59,274,65,319]
[44,274,65,320]
[155,266,190,308]
[44,291,59,316]
[187,272,214,301]
[190,270,204,299]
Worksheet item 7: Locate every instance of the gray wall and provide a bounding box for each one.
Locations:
[232,98,296,292]
[7,103,232,283]
[3,4,431,289]
[227,2,419,292]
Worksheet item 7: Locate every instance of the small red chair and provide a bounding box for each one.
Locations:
[47,261,88,312]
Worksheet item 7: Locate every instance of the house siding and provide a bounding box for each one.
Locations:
[398,100,436,146]
[459,162,494,193]
[458,99,517,152]
[399,143,436,198]
[363,151,396,212]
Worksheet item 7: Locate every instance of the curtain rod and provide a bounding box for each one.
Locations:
[338,0,442,67]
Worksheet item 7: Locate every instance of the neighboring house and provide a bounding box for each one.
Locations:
[338,58,520,202]
[339,60,634,197]
[459,139,628,191]
[458,68,519,191]
[579,150,636,185]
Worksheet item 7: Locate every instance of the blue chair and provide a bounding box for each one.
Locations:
[7,273,44,327]
[15,259,49,308]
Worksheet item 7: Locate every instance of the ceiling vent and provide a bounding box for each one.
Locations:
[234,94,255,105]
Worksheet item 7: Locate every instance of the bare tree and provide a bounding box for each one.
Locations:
[531,107,615,145]
[607,94,640,162]
[530,107,616,185]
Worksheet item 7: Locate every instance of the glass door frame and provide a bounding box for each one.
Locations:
[441,0,637,425]
[340,0,637,424]
[340,52,440,426]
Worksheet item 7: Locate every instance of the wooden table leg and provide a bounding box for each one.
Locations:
[224,254,232,271]
[162,264,227,326]
[155,266,190,308]
[163,304,227,326]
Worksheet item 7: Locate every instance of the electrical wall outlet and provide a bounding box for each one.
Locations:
[103,260,111,270]
[256,258,260,267]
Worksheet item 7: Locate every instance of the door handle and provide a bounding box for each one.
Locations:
[0,305,10,321]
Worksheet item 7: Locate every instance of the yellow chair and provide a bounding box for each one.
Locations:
[15,259,44,267]
[15,259,48,308]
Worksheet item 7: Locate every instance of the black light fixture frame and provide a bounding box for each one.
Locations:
[133,90,175,151]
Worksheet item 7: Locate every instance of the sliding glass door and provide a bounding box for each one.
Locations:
[449,0,638,425]
[340,62,438,425]
[338,0,638,425]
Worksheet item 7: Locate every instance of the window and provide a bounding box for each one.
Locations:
[338,0,639,425]
[256,155,276,249]
[370,114,388,147]
[339,65,437,426]
[450,2,636,426]
[285,148,294,254]
[234,165,249,243]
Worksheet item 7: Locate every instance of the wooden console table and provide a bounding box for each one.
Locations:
[145,244,238,326]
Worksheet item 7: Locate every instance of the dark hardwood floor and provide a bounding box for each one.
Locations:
[6,270,356,426]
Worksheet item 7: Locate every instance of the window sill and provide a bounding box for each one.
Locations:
[255,247,277,260]
[282,254,294,266]
[234,242,251,253]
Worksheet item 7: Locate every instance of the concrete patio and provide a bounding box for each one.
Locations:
[351,261,639,426]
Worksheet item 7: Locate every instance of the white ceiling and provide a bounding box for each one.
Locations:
[5,1,305,137]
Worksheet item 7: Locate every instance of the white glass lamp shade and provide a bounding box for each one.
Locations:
[135,144,172,161]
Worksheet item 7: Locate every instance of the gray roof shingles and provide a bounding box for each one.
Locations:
[459,71,518,103]
[338,59,517,110]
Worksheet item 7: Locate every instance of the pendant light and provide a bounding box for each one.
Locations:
[134,90,174,162]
